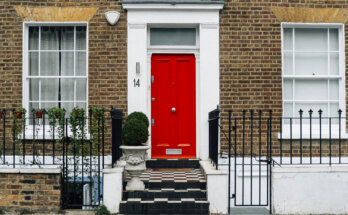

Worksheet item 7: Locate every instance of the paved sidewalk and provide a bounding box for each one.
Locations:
[229,207,270,215]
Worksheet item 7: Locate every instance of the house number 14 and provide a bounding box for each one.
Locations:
[133,79,140,87]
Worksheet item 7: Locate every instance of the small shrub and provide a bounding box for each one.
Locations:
[19,209,32,215]
[95,205,110,215]
[0,209,4,214]
[126,112,149,128]
[122,119,149,146]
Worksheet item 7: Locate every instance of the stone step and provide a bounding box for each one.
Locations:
[122,188,207,201]
[119,199,209,214]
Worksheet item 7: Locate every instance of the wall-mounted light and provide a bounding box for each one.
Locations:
[136,62,140,75]
[105,11,120,26]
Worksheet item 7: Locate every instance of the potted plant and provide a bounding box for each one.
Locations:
[120,112,150,190]
[35,109,44,118]
[15,107,26,119]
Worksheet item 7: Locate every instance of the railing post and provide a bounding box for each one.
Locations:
[319,109,322,164]
[299,109,303,164]
[228,110,232,214]
[309,109,313,164]
[338,109,342,164]
[110,108,123,168]
[2,109,5,165]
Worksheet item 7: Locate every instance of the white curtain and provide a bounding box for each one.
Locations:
[29,26,87,115]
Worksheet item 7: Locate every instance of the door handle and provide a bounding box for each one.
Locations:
[171,107,176,113]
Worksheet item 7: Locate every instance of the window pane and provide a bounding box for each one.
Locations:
[283,80,293,100]
[150,28,196,46]
[41,78,59,101]
[76,102,86,111]
[41,27,59,50]
[283,102,293,118]
[29,102,39,115]
[330,103,339,119]
[283,52,293,75]
[329,29,339,51]
[329,80,339,100]
[41,52,59,76]
[330,53,339,75]
[61,27,74,50]
[61,79,74,101]
[295,80,328,101]
[29,27,39,50]
[295,28,327,51]
[283,28,293,50]
[76,26,86,50]
[76,79,87,101]
[62,102,74,117]
[61,52,74,76]
[29,52,39,76]
[295,103,328,118]
[76,52,86,76]
[41,102,58,111]
[29,79,39,101]
[295,52,328,75]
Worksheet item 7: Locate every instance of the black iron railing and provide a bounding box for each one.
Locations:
[208,109,348,212]
[0,108,122,209]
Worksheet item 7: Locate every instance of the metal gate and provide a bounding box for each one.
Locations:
[227,110,273,213]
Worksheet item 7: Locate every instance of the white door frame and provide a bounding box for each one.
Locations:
[124,3,223,160]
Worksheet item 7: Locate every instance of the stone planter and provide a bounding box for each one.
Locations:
[120,145,150,190]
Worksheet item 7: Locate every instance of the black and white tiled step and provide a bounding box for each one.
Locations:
[122,188,207,201]
[120,162,209,214]
[119,198,209,214]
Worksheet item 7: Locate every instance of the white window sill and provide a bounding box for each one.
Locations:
[19,129,91,140]
[278,132,348,140]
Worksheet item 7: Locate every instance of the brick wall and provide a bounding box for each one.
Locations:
[0,0,347,154]
[219,0,348,151]
[0,170,61,213]
[0,0,127,154]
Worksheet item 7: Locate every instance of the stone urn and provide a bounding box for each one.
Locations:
[120,145,150,190]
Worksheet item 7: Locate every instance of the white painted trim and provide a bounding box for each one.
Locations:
[126,7,221,160]
[122,4,224,10]
[0,168,61,174]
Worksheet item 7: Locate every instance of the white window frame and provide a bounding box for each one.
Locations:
[281,23,346,139]
[22,22,89,139]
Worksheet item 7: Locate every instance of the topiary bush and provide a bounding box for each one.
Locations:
[126,112,149,128]
[122,118,149,146]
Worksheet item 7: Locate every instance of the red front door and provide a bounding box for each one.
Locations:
[151,54,196,158]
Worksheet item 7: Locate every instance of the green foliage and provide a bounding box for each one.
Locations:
[126,112,149,128]
[0,209,4,214]
[12,107,27,154]
[19,209,32,215]
[47,107,66,128]
[95,205,110,215]
[122,118,149,146]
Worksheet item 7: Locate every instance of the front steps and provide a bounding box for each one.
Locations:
[119,159,209,214]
